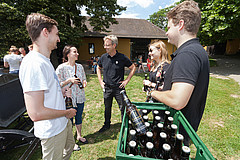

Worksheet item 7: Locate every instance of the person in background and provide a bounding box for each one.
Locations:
[4,45,22,74]
[28,44,33,52]
[97,35,136,132]
[92,56,98,74]
[150,0,210,146]
[19,47,27,58]
[146,55,152,72]
[56,45,88,151]
[19,13,76,160]
[137,55,145,73]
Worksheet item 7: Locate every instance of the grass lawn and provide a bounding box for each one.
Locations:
[1,73,239,160]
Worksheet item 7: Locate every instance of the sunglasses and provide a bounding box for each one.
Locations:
[149,47,160,53]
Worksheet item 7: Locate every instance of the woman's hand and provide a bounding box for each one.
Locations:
[69,77,80,84]
[83,80,87,88]
[143,80,152,87]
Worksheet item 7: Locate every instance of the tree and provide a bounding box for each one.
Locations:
[195,0,240,45]
[148,0,240,46]
[148,3,179,31]
[0,0,126,58]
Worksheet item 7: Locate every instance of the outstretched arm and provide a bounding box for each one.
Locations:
[151,82,194,110]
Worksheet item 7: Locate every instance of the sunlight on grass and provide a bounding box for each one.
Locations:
[1,74,239,160]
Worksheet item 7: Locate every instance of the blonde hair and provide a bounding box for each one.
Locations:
[103,35,118,47]
[149,40,170,71]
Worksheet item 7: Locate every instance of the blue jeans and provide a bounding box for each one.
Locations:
[9,70,19,74]
[71,103,84,125]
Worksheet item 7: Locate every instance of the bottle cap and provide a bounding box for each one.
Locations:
[163,143,171,151]
[143,115,148,120]
[157,123,163,128]
[153,110,159,115]
[171,124,178,130]
[168,117,174,122]
[182,146,191,153]
[165,110,170,115]
[176,134,184,140]
[129,130,136,135]
[142,109,148,114]
[146,142,154,149]
[145,122,150,127]
[155,116,161,121]
[160,132,167,139]
[129,140,136,147]
[146,131,153,138]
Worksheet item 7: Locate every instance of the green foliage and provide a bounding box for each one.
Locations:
[196,0,240,45]
[149,0,240,45]
[148,3,179,31]
[0,0,126,57]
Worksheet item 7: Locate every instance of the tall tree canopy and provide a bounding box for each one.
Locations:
[148,4,178,31]
[149,0,240,45]
[0,0,126,57]
[196,0,240,45]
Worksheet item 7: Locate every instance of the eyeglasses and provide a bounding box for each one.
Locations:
[103,44,113,47]
[149,47,160,52]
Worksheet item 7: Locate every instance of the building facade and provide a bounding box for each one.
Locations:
[78,17,176,62]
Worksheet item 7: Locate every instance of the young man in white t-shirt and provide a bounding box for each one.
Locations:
[19,13,77,160]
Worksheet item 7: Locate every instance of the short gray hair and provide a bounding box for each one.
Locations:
[103,35,118,47]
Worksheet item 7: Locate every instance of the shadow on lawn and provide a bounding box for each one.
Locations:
[76,122,122,145]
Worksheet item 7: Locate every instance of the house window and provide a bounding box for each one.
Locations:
[89,43,95,54]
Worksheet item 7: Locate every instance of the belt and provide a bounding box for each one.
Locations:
[105,84,120,89]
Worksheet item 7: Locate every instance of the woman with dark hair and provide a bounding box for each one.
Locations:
[56,45,88,151]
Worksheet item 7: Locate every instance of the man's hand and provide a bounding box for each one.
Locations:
[65,108,77,119]
[100,80,105,89]
[119,80,129,88]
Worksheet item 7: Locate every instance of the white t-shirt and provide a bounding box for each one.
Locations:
[3,53,22,71]
[19,51,67,139]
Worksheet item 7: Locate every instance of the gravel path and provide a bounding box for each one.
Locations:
[210,55,240,86]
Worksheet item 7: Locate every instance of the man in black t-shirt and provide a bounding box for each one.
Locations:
[97,35,136,132]
[151,1,210,146]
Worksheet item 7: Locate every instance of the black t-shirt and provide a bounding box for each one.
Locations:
[163,38,210,137]
[98,51,132,86]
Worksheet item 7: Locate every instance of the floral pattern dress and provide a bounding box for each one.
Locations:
[56,63,86,107]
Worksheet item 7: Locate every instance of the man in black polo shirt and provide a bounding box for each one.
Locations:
[97,35,136,132]
[151,0,210,146]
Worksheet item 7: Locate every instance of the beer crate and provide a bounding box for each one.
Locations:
[116,102,215,160]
